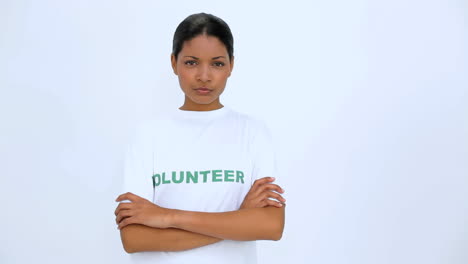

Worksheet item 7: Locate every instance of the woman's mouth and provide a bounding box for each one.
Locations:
[194,88,212,95]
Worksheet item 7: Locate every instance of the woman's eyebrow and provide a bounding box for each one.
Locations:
[184,56,226,60]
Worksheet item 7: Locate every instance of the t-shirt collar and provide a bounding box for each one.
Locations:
[174,105,229,119]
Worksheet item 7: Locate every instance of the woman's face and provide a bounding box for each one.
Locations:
[171,34,234,111]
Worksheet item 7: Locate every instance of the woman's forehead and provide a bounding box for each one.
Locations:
[179,35,229,58]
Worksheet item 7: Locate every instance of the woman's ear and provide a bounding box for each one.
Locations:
[171,54,178,75]
[228,55,234,77]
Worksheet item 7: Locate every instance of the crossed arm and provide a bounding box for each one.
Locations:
[120,225,222,253]
[115,177,286,253]
[120,206,285,253]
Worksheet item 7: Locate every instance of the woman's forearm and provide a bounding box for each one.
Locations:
[120,224,222,253]
[170,205,285,241]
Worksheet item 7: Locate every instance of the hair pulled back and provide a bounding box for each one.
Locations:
[172,13,234,61]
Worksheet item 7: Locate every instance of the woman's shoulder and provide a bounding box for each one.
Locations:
[227,106,271,134]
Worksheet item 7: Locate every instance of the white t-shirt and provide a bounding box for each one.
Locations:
[121,105,278,264]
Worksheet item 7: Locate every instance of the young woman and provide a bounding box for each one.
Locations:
[114,13,286,264]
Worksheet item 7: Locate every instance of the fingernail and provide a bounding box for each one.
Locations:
[270,177,275,180]
[279,203,283,207]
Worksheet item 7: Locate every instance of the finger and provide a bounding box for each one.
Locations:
[257,183,284,195]
[258,200,268,208]
[251,177,275,192]
[114,202,133,216]
[118,216,136,230]
[116,210,133,224]
[258,199,283,208]
[262,191,286,203]
[115,192,140,203]
[249,177,275,194]
[116,215,129,225]
[252,183,282,197]
[264,199,284,208]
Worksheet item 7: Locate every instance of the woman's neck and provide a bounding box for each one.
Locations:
[179,98,224,111]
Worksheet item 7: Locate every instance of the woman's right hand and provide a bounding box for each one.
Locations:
[240,177,286,209]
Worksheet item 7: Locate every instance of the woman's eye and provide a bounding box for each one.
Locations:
[184,60,197,66]
[213,62,225,67]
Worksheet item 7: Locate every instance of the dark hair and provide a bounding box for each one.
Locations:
[172,13,234,61]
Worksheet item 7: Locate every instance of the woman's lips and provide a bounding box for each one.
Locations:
[194,88,212,95]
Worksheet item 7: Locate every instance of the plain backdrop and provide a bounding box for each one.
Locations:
[1,0,467,263]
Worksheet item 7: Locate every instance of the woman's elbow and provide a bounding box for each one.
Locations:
[270,221,284,241]
[123,244,136,254]
[255,205,285,241]
[272,231,283,241]
[120,227,138,253]
[262,214,284,241]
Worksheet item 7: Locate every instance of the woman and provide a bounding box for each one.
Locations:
[114,13,286,264]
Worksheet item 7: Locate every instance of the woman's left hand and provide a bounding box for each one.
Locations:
[114,192,174,230]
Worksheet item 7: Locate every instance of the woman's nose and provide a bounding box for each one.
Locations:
[197,64,212,82]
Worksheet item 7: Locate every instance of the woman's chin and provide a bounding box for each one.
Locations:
[189,97,218,105]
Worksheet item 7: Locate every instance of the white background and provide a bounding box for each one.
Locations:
[1,0,467,263]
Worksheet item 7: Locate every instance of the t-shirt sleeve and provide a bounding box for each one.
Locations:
[250,119,278,185]
[121,123,154,203]
[250,119,287,202]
